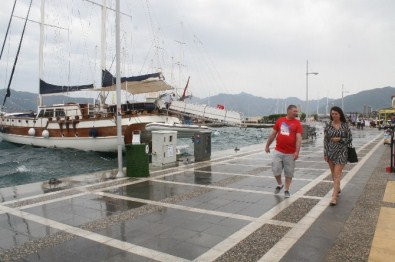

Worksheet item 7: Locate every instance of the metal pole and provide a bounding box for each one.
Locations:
[341,84,344,111]
[391,131,394,172]
[305,61,318,122]
[115,0,124,178]
[306,60,309,121]
[326,95,328,115]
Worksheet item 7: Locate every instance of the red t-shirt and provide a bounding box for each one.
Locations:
[273,117,303,154]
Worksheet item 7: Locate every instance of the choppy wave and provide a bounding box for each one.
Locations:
[0,127,270,188]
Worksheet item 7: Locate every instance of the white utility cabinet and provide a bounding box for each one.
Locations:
[151,131,177,166]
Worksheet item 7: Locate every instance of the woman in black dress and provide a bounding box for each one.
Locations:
[324,106,352,206]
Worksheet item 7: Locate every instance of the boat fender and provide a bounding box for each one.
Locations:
[89,128,98,138]
[42,129,49,138]
[28,128,36,136]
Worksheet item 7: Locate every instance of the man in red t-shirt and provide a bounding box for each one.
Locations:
[265,105,303,198]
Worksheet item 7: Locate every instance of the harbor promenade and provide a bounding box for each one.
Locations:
[0,127,393,261]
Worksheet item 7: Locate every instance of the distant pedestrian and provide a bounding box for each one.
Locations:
[265,105,303,198]
[391,114,395,125]
[324,106,352,206]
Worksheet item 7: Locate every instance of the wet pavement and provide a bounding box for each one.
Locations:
[0,127,390,261]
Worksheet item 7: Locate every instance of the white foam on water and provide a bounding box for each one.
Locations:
[16,165,29,173]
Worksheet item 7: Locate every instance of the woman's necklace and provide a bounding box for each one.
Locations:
[332,121,341,129]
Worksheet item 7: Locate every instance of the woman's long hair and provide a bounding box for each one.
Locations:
[330,106,347,123]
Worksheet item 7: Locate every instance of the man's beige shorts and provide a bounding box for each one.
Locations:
[272,150,295,177]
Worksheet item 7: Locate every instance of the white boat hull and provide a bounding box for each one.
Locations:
[0,133,121,152]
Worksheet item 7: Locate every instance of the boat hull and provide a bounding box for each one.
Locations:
[0,114,180,152]
[0,133,120,152]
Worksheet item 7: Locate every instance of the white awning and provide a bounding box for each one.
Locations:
[93,80,173,95]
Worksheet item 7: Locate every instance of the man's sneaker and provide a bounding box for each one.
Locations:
[284,191,290,198]
[274,185,284,194]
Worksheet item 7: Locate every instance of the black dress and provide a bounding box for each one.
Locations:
[324,122,352,164]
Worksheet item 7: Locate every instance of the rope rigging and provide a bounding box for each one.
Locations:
[0,0,17,63]
[2,0,33,107]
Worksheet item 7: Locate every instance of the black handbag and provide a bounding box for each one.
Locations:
[347,143,358,163]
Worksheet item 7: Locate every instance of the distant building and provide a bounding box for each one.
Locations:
[377,95,395,123]
[244,116,262,123]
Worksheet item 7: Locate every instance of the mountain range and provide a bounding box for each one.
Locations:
[190,86,395,116]
[1,86,394,117]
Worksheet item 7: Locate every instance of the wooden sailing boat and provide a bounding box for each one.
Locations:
[0,1,241,152]
[0,0,182,152]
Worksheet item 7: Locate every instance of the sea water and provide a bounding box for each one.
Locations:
[0,127,271,188]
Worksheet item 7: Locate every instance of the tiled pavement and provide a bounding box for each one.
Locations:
[0,128,390,261]
[368,169,395,261]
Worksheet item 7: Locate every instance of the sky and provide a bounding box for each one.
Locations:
[0,0,394,100]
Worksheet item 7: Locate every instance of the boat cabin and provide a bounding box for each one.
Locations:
[37,103,83,120]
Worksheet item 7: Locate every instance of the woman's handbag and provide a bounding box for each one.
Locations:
[347,143,358,163]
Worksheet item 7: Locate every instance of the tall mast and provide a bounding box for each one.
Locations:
[98,0,107,106]
[38,0,45,106]
[101,0,107,74]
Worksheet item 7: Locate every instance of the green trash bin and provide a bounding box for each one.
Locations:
[125,144,149,177]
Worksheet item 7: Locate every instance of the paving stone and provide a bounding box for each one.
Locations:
[215,224,291,262]
[304,182,333,197]
[272,198,320,223]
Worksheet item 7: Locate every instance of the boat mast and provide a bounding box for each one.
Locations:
[98,0,107,107]
[101,0,107,81]
[38,0,45,106]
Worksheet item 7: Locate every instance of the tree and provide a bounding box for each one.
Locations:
[300,113,306,121]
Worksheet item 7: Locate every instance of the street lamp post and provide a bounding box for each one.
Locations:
[341,84,349,112]
[306,60,319,122]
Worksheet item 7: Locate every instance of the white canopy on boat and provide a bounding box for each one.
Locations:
[92,79,173,95]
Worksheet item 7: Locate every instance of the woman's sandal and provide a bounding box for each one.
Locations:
[330,198,337,206]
